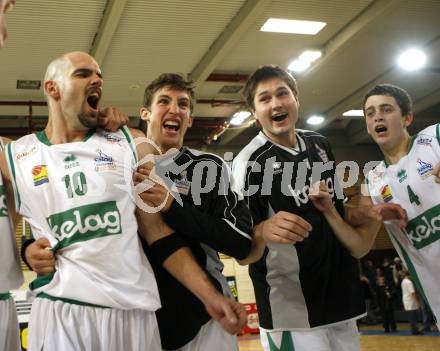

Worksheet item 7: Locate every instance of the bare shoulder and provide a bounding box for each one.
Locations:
[128,128,146,138]
[1,136,12,145]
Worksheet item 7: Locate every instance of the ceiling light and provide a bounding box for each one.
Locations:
[307,115,324,125]
[397,48,427,71]
[299,50,322,63]
[260,18,326,35]
[343,109,364,117]
[288,59,310,73]
[230,111,251,126]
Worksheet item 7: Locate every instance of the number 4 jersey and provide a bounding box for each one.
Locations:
[5,127,160,310]
[367,123,440,323]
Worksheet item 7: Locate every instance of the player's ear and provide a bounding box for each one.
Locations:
[403,112,413,128]
[140,107,150,122]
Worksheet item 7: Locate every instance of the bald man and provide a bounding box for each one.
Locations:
[0,51,245,351]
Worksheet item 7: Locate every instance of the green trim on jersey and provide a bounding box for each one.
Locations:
[37,292,109,308]
[5,144,21,210]
[36,129,95,146]
[407,134,417,154]
[383,135,417,168]
[436,123,440,145]
[121,126,138,163]
[267,331,295,351]
[0,292,11,300]
[390,232,432,313]
[30,272,55,291]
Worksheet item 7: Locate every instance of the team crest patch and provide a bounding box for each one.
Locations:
[94,149,116,172]
[416,159,433,179]
[103,133,122,143]
[417,137,432,146]
[380,184,393,202]
[174,170,190,195]
[32,165,49,186]
[315,144,329,163]
[272,161,283,174]
[397,169,407,183]
[64,154,80,170]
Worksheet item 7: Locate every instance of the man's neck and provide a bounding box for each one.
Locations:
[381,132,411,165]
[265,129,297,149]
[45,111,90,144]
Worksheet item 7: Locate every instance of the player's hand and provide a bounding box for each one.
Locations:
[309,180,334,213]
[98,107,129,132]
[368,203,408,228]
[0,0,16,48]
[1,0,16,13]
[133,162,174,212]
[25,238,56,274]
[204,294,247,335]
[432,162,440,184]
[260,211,312,245]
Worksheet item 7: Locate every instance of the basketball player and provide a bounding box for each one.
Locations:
[0,136,23,351]
[133,73,252,350]
[232,65,376,351]
[359,84,440,326]
[0,51,245,351]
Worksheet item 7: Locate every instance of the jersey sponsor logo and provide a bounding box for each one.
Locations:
[417,137,432,146]
[46,201,122,248]
[63,154,80,170]
[175,170,190,195]
[16,145,37,161]
[380,184,393,202]
[32,165,49,186]
[397,169,407,183]
[0,185,8,217]
[94,149,116,172]
[289,176,334,207]
[406,204,440,249]
[416,159,433,179]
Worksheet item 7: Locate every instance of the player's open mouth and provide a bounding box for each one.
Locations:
[374,125,387,135]
[272,113,288,122]
[86,89,101,111]
[163,120,180,133]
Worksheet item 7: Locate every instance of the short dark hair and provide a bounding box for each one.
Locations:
[143,73,195,112]
[362,84,412,116]
[243,65,298,110]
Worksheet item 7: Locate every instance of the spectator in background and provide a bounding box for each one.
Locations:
[401,270,423,335]
[376,268,397,333]
[360,275,377,325]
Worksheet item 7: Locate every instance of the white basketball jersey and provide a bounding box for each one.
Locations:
[367,123,440,322]
[0,137,24,292]
[6,127,160,311]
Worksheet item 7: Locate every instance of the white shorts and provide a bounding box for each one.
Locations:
[28,297,161,351]
[172,319,239,351]
[0,296,21,351]
[260,320,360,351]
